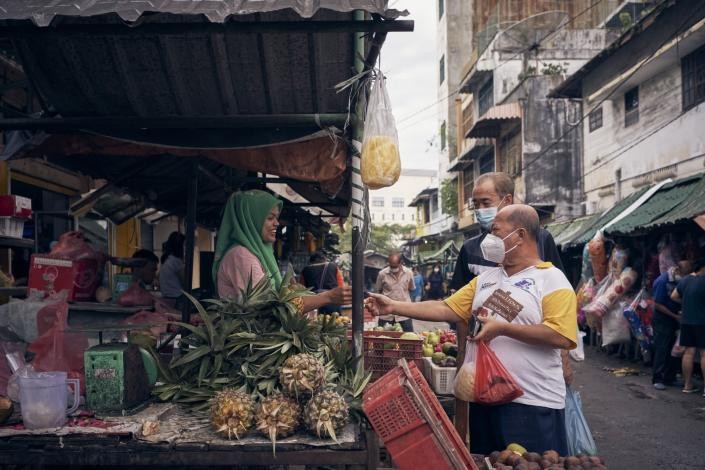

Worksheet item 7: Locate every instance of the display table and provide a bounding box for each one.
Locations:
[0,403,377,468]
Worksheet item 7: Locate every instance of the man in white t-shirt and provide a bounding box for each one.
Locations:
[365,205,577,454]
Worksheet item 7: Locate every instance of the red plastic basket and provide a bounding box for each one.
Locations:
[352,331,424,380]
[363,359,478,470]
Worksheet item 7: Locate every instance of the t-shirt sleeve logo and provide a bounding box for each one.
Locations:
[475,289,524,322]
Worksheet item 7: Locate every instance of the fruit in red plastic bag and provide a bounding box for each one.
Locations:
[49,231,106,301]
[117,282,155,307]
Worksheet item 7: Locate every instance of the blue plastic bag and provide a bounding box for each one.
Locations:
[565,387,598,456]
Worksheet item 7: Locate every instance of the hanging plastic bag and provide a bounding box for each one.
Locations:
[27,301,88,394]
[580,243,593,284]
[565,387,598,456]
[570,330,586,362]
[361,74,401,189]
[602,300,631,347]
[49,231,107,301]
[623,288,653,350]
[587,233,608,283]
[454,340,523,405]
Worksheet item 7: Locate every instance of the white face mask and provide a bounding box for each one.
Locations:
[480,229,520,264]
[433,268,440,273]
[389,267,400,273]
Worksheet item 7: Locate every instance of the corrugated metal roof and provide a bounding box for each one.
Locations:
[644,174,705,229]
[566,188,650,247]
[418,240,459,263]
[552,215,598,248]
[468,102,521,138]
[605,174,705,236]
[0,0,406,26]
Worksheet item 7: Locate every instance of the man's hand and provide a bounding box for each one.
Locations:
[472,315,507,342]
[364,293,397,317]
[327,286,352,305]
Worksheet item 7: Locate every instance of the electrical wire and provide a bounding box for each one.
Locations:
[521,1,705,179]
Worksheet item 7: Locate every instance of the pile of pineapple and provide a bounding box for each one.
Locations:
[150,273,370,452]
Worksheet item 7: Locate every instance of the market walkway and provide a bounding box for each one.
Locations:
[574,347,705,469]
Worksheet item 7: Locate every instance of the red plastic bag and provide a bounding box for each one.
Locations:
[49,231,106,301]
[117,282,155,307]
[27,301,88,394]
[471,340,523,405]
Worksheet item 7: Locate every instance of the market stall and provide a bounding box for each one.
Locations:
[0,1,418,467]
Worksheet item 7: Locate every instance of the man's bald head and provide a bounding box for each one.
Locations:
[388,252,402,268]
[498,205,540,242]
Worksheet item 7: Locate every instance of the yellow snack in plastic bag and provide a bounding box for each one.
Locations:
[361,135,401,189]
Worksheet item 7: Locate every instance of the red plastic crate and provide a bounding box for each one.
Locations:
[349,331,424,380]
[363,359,478,470]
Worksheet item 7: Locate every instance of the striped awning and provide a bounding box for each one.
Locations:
[468,102,522,138]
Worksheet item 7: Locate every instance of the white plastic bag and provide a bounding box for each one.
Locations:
[361,74,401,189]
[602,300,631,346]
[570,330,586,362]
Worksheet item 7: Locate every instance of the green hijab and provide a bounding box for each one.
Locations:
[213,190,283,290]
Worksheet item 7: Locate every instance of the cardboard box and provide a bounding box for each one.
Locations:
[28,256,76,300]
[0,195,32,219]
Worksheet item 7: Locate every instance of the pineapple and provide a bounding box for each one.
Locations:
[255,393,301,454]
[279,353,325,398]
[210,389,255,440]
[303,390,348,442]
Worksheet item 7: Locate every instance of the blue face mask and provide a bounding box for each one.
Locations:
[475,207,497,230]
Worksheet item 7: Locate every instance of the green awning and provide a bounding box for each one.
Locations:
[605,173,705,236]
[566,187,650,247]
[418,240,459,263]
[552,215,599,248]
[544,220,573,239]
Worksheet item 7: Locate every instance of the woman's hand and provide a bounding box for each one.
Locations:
[326,285,352,305]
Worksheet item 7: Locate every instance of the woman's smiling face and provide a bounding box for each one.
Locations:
[261,206,280,244]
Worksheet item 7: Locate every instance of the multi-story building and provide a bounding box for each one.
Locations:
[451,0,628,231]
[552,0,705,215]
[369,168,437,226]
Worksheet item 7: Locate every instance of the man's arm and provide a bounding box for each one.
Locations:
[654,302,680,321]
[408,272,416,292]
[671,288,682,303]
[366,294,461,323]
[474,317,573,349]
[374,272,383,294]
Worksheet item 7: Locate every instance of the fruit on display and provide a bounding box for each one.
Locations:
[360,135,401,189]
[279,353,325,398]
[431,352,446,365]
[426,332,440,345]
[442,342,458,357]
[149,273,371,453]
[438,357,457,368]
[255,393,301,454]
[489,446,607,470]
[399,332,420,340]
[0,396,13,424]
[317,313,350,328]
[422,343,434,357]
[210,388,255,440]
[303,389,349,441]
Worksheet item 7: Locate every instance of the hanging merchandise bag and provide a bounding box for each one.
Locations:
[602,300,631,347]
[361,74,401,189]
[565,387,598,456]
[454,339,523,405]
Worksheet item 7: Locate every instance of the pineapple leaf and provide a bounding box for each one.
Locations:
[171,345,211,368]
[182,291,216,344]
[169,321,209,343]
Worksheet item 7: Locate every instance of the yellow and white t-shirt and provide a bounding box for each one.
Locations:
[445,262,577,409]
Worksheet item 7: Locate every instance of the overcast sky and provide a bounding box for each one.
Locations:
[382,0,438,171]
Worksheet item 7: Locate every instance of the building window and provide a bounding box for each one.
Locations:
[500,129,522,177]
[401,213,405,221]
[371,196,384,208]
[588,105,603,132]
[478,79,494,117]
[479,149,495,174]
[381,213,385,221]
[371,213,375,221]
[624,87,639,127]
[440,121,447,150]
[438,0,444,19]
[682,43,705,111]
[462,164,474,208]
[391,213,395,221]
[392,197,405,208]
[439,55,445,84]
[411,213,415,222]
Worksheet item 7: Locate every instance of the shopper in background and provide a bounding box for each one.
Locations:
[412,266,424,302]
[300,252,342,314]
[159,232,185,307]
[131,249,159,289]
[671,258,705,394]
[652,259,691,390]
[426,263,445,300]
[375,252,415,332]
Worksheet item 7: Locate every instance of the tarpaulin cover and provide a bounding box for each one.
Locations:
[7,131,348,196]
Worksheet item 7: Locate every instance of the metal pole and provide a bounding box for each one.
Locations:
[181,161,198,324]
[350,10,366,367]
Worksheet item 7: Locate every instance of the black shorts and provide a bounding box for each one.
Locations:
[679,324,705,348]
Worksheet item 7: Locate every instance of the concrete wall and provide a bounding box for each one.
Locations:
[583,64,705,213]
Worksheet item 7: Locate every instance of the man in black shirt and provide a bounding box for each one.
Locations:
[450,172,564,292]
[301,252,340,314]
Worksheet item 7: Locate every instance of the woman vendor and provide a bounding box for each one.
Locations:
[213,190,351,312]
